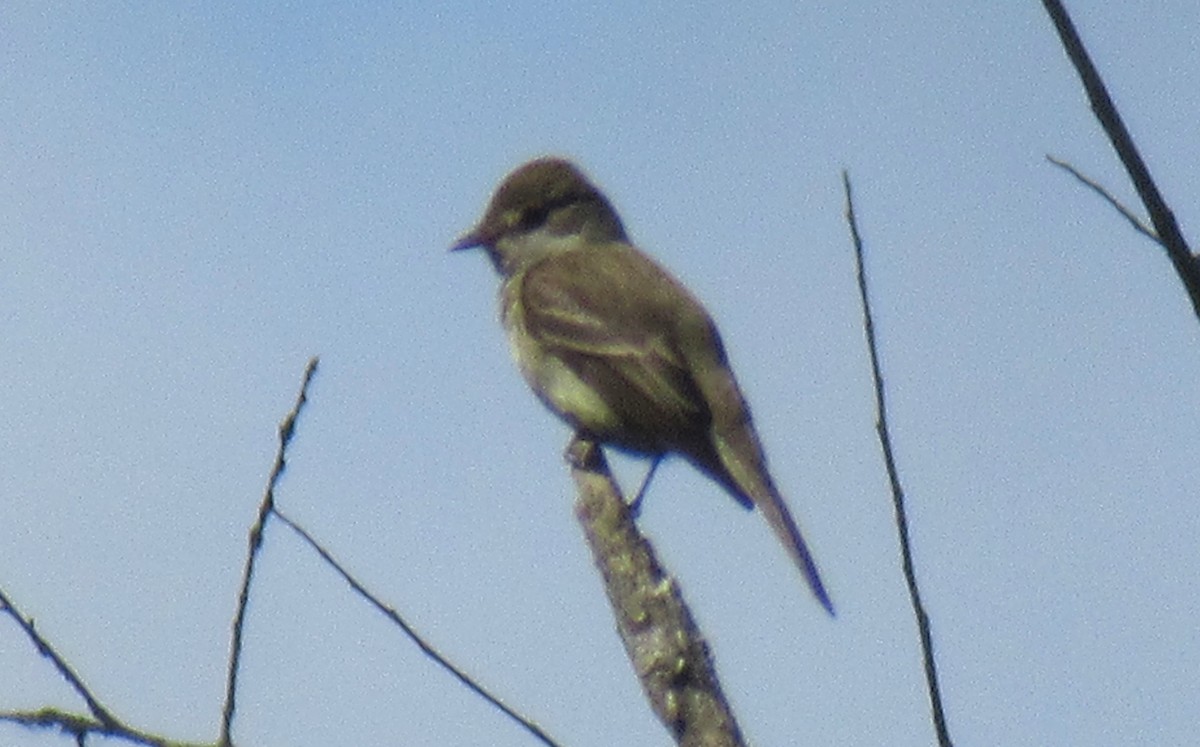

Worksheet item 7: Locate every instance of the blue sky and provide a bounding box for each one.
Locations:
[2,2,1198,745]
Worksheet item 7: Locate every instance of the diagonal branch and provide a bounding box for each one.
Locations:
[224,356,561,746]
[843,172,954,747]
[220,356,319,746]
[0,589,123,732]
[271,508,563,747]
[568,435,746,747]
[0,589,210,744]
[1040,0,1200,320]
[1045,155,1158,244]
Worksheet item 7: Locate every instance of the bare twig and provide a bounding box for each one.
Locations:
[271,508,563,747]
[843,172,954,747]
[1045,155,1159,243]
[0,706,209,747]
[0,589,210,744]
[568,435,745,747]
[0,359,325,747]
[222,355,559,745]
[220,356,319,746]
[5,354,549,747]
[1040,0,1200,319]
[0,589,122,731]
[0,594,212,745]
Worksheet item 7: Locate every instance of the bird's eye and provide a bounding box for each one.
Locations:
[519,205,550,231]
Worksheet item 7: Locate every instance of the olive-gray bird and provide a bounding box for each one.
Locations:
[452,157,833,614]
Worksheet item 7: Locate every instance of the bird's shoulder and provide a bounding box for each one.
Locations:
[519,241,705,325]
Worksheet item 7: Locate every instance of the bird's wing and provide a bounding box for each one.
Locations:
[521,243,834,612]
[518,244,710,445]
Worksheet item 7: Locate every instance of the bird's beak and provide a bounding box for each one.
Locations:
[450,228,485,252]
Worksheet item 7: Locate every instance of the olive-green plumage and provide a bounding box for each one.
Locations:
[453,157,833,614]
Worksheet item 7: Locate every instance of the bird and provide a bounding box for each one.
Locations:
[451,157,833,614]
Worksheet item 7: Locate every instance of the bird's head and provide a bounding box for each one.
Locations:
[452,157,627,275]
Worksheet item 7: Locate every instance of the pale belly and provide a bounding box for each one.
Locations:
[505,313,626,437]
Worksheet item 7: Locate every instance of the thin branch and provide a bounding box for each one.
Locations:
[4,355,549,746]
[220,356,319,746]
[843,172,954,747]
[220,355,558,745]
[1040,0,1200,319]
[0,707,209,747]
[0,589,123,731]
[1045,155,1159,243]
[0,594,209,743]
[0,590,209,744]
[567,435,745,747]
[271,508,563,747]
[0,359,324,747]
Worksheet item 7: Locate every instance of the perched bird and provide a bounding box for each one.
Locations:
[452,157,833,614]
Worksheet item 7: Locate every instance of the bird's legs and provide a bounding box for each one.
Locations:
[628,455,663,517]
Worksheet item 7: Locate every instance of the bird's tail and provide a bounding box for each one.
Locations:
[755,483,835,616]
[704,432,835,616]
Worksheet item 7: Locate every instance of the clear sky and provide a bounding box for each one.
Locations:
[3,3,1198,746]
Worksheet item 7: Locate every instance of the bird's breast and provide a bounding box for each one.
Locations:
[499,275,627,439]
